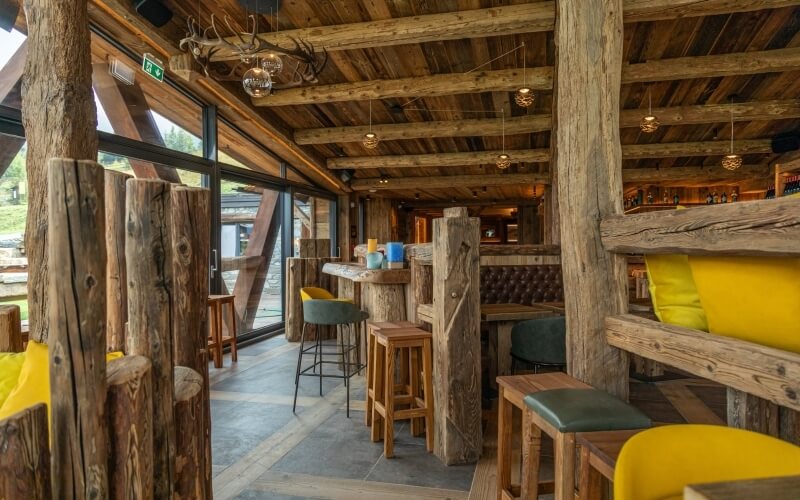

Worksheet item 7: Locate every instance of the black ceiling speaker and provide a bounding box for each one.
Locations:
[134,0,173,28]
[772,133,800,154]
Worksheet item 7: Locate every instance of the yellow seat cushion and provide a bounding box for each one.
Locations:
[0,352,25,408]
[689,255,800,353]
[614,424,800,500]
[300,287,354,304]
[645,254,708,331]
[0,342,125,423]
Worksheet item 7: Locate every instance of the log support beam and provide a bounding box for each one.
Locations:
[554,0,629,398]
[432,207,482,464]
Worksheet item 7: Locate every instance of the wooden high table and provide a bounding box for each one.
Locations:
[322,262,411,322]
[481,303,558,388]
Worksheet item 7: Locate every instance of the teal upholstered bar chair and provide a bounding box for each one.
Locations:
[510,316,567,374]
[293,299,369,416]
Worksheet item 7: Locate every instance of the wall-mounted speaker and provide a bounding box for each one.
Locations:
[772,133,800,154]
[133,0,173,28]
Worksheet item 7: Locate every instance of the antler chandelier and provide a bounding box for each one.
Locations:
[179,13,328,96]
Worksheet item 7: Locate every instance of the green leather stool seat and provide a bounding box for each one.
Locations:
[523,388,651,433]
[511,317,566,366]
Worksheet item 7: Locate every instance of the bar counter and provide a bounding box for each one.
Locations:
[322,262,411,323]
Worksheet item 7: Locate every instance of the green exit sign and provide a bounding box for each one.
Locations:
[142,53,164,82]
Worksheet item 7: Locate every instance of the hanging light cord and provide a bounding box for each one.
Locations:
[502,109,506,154]
[648,88,652,115]
[369,99,373,134]
[729,105,735,154]
[522,42,526,88]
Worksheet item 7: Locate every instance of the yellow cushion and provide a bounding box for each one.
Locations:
[0,340,49,422]
[300,287,354,304]
[645,254,708,331]
[689,255,800,353]
[0,342,125,423]
[614,424,800,500]
[0,352,25,408]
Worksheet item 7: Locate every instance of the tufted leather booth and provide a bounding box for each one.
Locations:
[480,265,564,305]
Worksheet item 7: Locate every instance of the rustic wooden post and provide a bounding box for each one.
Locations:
[106,355,153,499]
[125,178,175,498]
[0,304,23,352]
[48,158,108,498]
[727,388,779,435]
[170,185,212,495]
[21,0,98,344]
[105,170,131,353]
[173,366,205,500]
[553,0,629,398]
[0,403,51,499]
[432,207,481,465]
[407,258,432,323]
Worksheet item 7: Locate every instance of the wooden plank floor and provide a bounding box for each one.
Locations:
[209,337,726,500]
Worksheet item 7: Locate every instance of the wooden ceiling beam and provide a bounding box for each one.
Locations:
[329,140,773,170]
[295,99,800,144]
[351,173,550,191]
[295,114,551,145]
[353,165,770,192]
[211,1,800,61]
[622,47,800,83]
[328,149,549,169]
[256,48,800,107]
[253,68,551,107]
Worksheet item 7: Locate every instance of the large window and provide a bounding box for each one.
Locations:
[0,134,27,317]
[0,29,26,110]
[220,180,283,332]
[292,193,332,256]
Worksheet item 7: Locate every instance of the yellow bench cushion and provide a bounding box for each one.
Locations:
[645,254,708,331]
[300,287,354,303]
[689,255,800,353]
[0,352,25,408]
[0,341,124,423]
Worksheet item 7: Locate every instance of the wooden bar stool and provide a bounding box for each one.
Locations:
[365,321,419,428]
[371,326,434,458]
[208,294,238,369]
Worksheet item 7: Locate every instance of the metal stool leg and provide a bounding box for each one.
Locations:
[345,323,351,418]
[293,322,309,414]
[318,333,324,397]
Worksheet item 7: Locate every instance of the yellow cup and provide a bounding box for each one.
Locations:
[367,238,378,253]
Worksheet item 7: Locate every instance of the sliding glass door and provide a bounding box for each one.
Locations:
[218,177,284,337]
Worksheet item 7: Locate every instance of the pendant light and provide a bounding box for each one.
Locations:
[496,110,511,169]
[721,98,742,170]
[639,87,659,133]
[362,99,380,149]
[242,1,273,97]
[514,42,534,108]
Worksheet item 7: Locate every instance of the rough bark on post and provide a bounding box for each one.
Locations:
[553,0,629,398]
[432,207,482,465]
[106,355,153,499]
[48,158,108,498]
[105,170,131,353]
[174,366,205,500]
[727,388,779,436]
[0,403,51,499]
[170,185,212,496]
[21,0,98,344]
[125,178,175,499]
[0,304,23,352]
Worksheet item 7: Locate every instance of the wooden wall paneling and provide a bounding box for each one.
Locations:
[364,197,394,243]
[0,404,50,499]
[105,170,131,353]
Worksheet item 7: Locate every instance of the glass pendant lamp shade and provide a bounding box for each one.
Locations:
[640,88,659,133]
[261,52,284,75]
[242,66,273,97]
[514,87,535,107]
[362,132,379,149]
[496,153,511,169]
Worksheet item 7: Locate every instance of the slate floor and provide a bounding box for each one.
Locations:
[209,335,476,499]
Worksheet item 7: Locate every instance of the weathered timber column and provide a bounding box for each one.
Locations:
[432,207,481,464]
[174,366,205,499]
[0,403,51,499]
[170,185,212,496]
[553,0,629,398]
[126,178,176,498]
[0,304,23,352]
[22,0,98,344]
[407,258,433,323]
[105,170,131,353]
[106,355,153,499]
[48,158,108,497]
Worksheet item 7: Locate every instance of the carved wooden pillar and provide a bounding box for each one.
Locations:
[432,207,481,464]
[553,0,629,398]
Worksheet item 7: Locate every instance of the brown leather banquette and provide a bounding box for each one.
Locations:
[480,265,564,305]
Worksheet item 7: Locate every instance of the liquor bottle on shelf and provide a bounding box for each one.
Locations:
[765,185,775,199]
[713,191,719,204]
[647,192,654,204]
[706,192,714,204]
[673,192,680,205]
[732,190,739,202]
[662,191,669,204]
[721,192,728,203]
[783,175,799,196]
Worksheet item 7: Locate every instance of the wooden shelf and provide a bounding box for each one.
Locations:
[321,262,411,284]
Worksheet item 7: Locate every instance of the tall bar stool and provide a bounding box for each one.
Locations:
[208,294,238,369]
[292,299,368,416]
[370,326,434,458]
[365,321,419,427]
